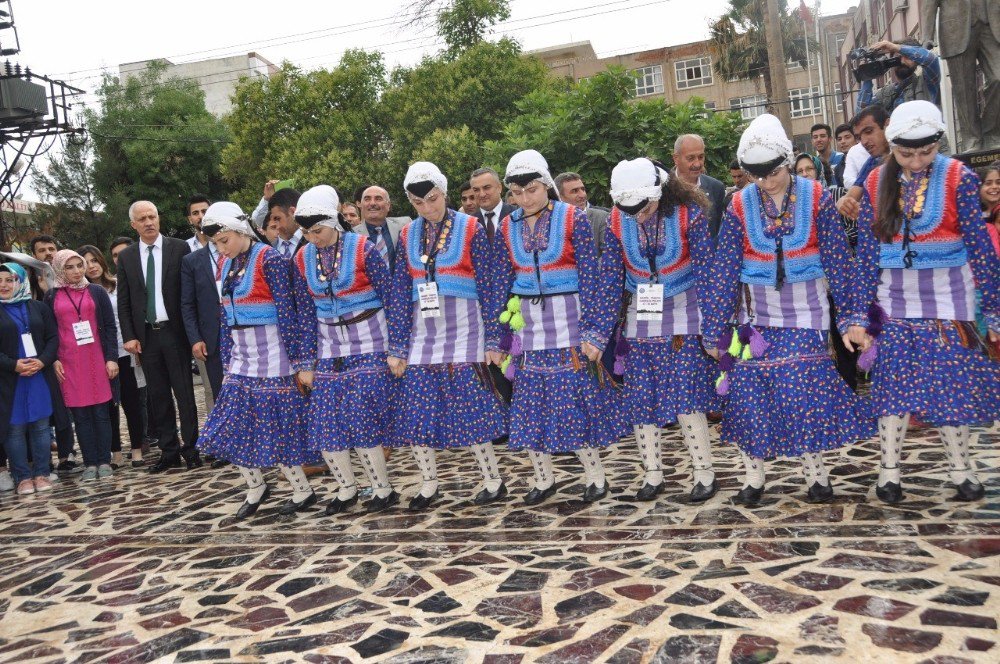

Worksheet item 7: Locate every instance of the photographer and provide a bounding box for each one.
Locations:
[854,39,941,115]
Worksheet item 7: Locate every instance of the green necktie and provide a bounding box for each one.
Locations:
[145,245,156,324]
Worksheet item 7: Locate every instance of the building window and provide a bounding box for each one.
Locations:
[830,33,847,63]
[674,56,713,90]
[788,86,822,118]
[631,65,663,96]
[833,82,843,112]
[729,94,768,120]
[874,0,887,37]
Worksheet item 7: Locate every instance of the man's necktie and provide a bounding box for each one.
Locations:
[214,252,225,281]
[485,211,496,242]
[282,240,292,258]
[145,245,156,324]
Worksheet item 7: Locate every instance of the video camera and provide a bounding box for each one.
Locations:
[847,46,903,83]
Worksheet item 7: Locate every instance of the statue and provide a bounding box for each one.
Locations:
[922,0,1000,152]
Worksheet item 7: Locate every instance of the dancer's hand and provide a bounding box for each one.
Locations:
[580,341,601,362]
[989,330,999,343]
[297,370,314,391]
[706,347,720,361]
[842,325,870,353]
[485,351,505,367]
[388,356,407,377]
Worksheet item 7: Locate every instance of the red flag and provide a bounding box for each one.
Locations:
[799,0,813,25]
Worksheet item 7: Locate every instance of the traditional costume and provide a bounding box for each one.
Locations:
[197,202,317,519]
[855,101,1000,503]
[700,115,873,506]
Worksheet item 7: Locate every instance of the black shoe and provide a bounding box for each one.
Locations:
[131,459,146,468]
[954,479,985,502]
[235,485,271,520]
[367,489,400,513]
[635,481,664,502]
[523,484,557,506]
[408,489,440,511]
[733,485,764,506]
[56,460,78,476]
[210,458,229,469]
[875,481,904,504]
[473,482,508,506]
[582,482,609,503]
[182,451,203,470]
[278,491,318,516]
[325,492,359,515]
[148,457,182,474]
[806,481,834,503]
[689,478,718,503]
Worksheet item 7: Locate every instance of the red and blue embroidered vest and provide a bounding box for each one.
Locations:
[863,154,967,269]
[733,177,825,286]
[221,242,279,326]
[609,204,695,298]
[501,200,580,296]
[295,235,382,320]
[403,210,479,301]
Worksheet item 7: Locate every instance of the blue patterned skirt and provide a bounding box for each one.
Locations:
[623,335,718,428]
[198,374,319,468]
[722,327,873,459]
[392,362,507,449]
[309,352,398,452]
[870,318,1000,427]
[509,347,626,453]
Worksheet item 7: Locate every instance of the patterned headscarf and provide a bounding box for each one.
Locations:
[52,249,88,290]
[0,262,31,304]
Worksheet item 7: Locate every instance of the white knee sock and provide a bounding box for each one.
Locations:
[528,451,554,491]
[471,442,503,492]
[878,414,908,486]
[678,412,715,486]
[633,424,663,486]
[575,447,606,488]
[800,452,830,487]
[940,425,978,486]
[279,465,313,502]
[322,450,358,501]
[738,450,765,489]
[357,447,394,499]
[411,446,438,498]
[239,466,266,504]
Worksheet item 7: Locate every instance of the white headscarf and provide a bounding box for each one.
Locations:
[885,100,946,147]
[294,185,343,230]
[504,149,556,190]
[737,113,793,169]
[203,202,255,238]
[610,158,669,209]
[404,161,448,198]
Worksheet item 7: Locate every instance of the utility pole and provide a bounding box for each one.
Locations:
[764,0,793,131]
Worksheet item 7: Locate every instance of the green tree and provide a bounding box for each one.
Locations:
[437,0,511,56]
[486,69,744,205]
[708,0,814,112]
[86,61,230,237]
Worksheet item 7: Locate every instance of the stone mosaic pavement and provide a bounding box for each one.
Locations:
[0,414,997,663]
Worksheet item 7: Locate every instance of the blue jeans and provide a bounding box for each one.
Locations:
[5,417,51,483]
[70,403,112,467]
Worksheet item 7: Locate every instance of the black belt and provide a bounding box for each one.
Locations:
[146,321,169,331]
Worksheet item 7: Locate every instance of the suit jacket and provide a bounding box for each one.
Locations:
[474,203,517,241]
[180,247,222,357]
[923,0,1000,60]
[116,235,191,348]
[698,174,727,240]
[352,216,411,249]
[585,206,610,254]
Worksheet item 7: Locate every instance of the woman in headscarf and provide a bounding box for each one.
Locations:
[700,114,873,506]
[487,149,621,505]
[855,100,1000,504]
[0,262,59,494]
[197,202,318,519]
[292,185,399,515]
[600,158,719,502]
[386,161,508,510]
[45,250,119,481]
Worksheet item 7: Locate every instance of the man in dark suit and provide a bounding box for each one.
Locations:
[117,200,202,473]
[553,171,609,253]
[673,134,726,240]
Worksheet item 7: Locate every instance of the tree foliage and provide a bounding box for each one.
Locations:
[437,0,511,56]
[486,69,745,205]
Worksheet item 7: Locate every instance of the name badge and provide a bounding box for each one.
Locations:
[72,320,95,346]
[418,282,441,318]
[636,283,664,321]
[20,333,37,357]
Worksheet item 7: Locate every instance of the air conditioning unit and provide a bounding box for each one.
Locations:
[0,77,47,126]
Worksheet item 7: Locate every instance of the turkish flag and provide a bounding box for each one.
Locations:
[799,0,813,25]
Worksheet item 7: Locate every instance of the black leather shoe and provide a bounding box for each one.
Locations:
[954,479,985,502]
[733,485,764,506]
[235,485,271,520]
[278,491,318,515]
[689,478,718,503]
[367,490,400,513]
[325,493,359,515]
[635,482,664,502]
[582,482,609,503]
[473,482,508,506]
[182,451,203,470]
[806,481,834,503]
[131,459,145,468]
[148,457,182,474]
[875,482,904,504]
[210,458,229,469]
[407,489,440,511]
[523,484,557,506]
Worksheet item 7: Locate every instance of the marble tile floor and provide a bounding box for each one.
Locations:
[0,421,997,663]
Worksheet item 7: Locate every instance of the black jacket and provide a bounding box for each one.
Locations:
[0,300,62,445]
[116,236,192,348]
[180,247,222,356]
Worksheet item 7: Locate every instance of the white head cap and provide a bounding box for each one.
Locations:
[504,149,556,190]
[737,114,793,176]
[609,158,669,213]
[885,100,946,147]
[294,185,343,231]
[404,161,448,198]
[203,202,255,238]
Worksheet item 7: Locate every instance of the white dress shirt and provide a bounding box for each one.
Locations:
[274,229,303,258]
[140,234,168,322]
[251,197,269,226]
[843,143,871,188]
[186,235,204,252]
